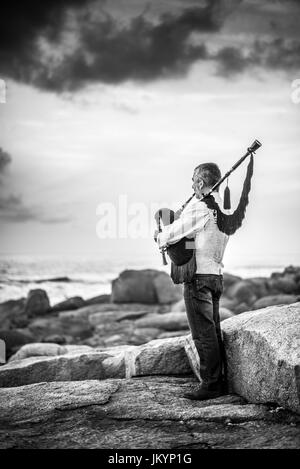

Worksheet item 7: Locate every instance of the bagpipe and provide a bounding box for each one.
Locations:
[154,139,262,284]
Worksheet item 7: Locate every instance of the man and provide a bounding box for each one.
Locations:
[156,163,231,400]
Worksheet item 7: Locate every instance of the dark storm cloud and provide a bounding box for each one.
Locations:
[0,0,93,85]
[37,5,215,91]
[259,38,300,70]
[215,38,300,77]
[0,0,239,91]
[0,0,92,54]
[215,47,249,76]
[0,0,299,90]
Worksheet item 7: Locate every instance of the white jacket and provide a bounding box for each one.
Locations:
[157,192,232,275]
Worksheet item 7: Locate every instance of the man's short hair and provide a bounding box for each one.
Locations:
[194,163,221,191]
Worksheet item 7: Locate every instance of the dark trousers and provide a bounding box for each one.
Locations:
[183,274,226,387]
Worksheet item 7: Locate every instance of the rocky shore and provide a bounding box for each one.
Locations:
[0,266,299,448]
[1,266,300,358]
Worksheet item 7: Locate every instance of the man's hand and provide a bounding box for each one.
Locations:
[174,208,183,220]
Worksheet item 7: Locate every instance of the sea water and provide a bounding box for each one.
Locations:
[0,254,289,305]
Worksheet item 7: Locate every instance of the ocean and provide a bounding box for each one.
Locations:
[0,254,290,306]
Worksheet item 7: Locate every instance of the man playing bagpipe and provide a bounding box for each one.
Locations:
[154,140,261,400]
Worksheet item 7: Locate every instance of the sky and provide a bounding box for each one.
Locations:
[0,0,300,268]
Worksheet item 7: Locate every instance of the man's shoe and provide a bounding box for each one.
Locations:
[183,385,223,401]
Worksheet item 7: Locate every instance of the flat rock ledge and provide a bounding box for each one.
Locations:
[0,377,299,449]
[0,336,192,387]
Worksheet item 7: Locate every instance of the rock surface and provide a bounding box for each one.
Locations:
[0,377,298,449]
[2,302,300,415]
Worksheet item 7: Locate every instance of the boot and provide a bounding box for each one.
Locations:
[183,381,224,401]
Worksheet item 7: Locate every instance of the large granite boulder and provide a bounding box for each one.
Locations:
[24,289,50,317]
[0,329,35,360]
[153,272,183,304]
[0,349,126,387]
[28,315,94,342]
[267,266,300,295]
[111,269,182,304]
[246,277,270,299]
[84,294,111,305]
[222,302,300,414]
[252,294,299,310]
[9,343,68,362]
[111,270,158,303]
[183,302,300,414]
[51,296,85,312]
[223,273,242,291]
[283,265,300,277]
[225,280,258,306]
[0,298,26,329]
[0,377,298,449]
[269,277,300,295]
[130,337,191,377]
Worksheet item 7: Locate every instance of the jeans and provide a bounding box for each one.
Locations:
[183,274,226,387]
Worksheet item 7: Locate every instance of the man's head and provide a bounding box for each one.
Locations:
[192,163,221,198]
